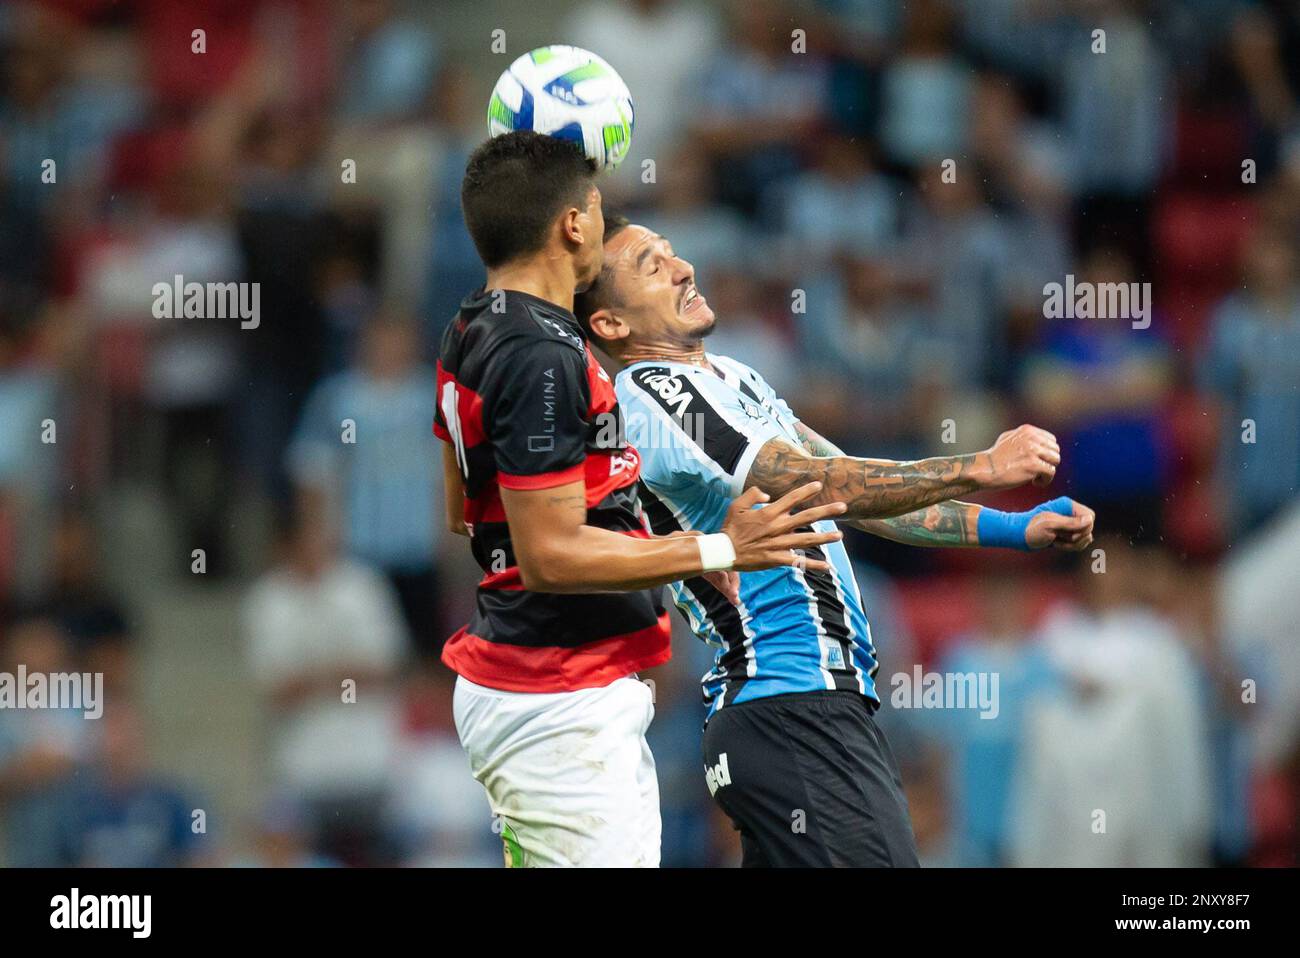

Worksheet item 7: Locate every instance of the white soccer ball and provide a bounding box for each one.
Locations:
[487,45,635,171]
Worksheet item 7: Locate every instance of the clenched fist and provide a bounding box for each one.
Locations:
[1026,499,1096,551]
[982,424,1061,490]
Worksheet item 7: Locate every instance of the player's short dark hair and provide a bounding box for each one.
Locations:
[461,131,599,268]
[573,213,631,334]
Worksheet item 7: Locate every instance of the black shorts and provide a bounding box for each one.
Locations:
[701,689,920,868]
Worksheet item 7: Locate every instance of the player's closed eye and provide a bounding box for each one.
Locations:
[649,247,676,275]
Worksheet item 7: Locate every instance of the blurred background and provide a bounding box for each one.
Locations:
[0,0,1297,867]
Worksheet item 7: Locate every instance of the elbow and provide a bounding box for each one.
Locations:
[517,563,548,591]
[516,550,569,593]
[445,505,469,537]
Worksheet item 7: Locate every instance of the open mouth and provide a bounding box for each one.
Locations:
[680,284,705,315]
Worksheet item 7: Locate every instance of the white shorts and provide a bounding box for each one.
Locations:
[452,674,661,867]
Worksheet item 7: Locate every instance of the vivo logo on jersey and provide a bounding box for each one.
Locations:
[641,371,693,418]
[705,752,732,796]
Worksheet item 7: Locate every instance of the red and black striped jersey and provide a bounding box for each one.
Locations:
[433,288,671,692]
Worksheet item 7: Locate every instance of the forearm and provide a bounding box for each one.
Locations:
[441,444,469,536]
[851,501,982,547]
[746,437,992,521]
[790,421,980,544]
[530,524,714,593]
[503,484,712,593]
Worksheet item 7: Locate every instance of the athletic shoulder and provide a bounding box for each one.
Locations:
[708,352,799,423]
[708,353,777,396]
[442,290,586,369]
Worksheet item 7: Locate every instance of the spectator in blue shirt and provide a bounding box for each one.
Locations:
[928,576,1059,867]
[287,311,445,655]
[1200,228,1300,533]
[56,704,207,868]
[1020,246,1174,539]
[0,614,96,866]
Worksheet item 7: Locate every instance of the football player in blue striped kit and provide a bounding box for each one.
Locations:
[574,217,1096,867]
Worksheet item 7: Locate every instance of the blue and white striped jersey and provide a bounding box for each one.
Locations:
[615,353,880,719]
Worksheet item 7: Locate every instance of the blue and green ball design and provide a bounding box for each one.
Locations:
[487,45,635,171]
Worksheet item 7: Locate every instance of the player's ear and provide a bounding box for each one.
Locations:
[587,307,627,345]
[559,205,584,247]
[562,187,600,248]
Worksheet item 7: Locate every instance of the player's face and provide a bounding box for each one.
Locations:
[602,225,715,341]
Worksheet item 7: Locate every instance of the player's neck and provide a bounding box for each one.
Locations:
[486,256,578,314]
[619,339,710,370]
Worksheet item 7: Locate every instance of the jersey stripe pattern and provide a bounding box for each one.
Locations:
[615,353,879,718]
[434,289,670,692]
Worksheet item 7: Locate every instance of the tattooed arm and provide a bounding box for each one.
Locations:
[852,500,983,547]
[787,421,1097,549]
[783,422,982,544]
[743,420,1060,524]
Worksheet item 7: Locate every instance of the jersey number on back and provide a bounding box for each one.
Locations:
[441,381,470,482]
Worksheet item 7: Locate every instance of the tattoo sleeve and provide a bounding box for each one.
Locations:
[777,421,982,544]
[745,425,991,521]
[852,500,981,547]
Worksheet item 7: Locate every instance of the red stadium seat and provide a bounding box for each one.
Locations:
[1168,109,1251,188]
[896,577,977,664]
[1250,768,1297,868]
[1166,389,1221,477]
[1154,193,1255,290]
[1163,478,1229,557]
[897,573,1077,666]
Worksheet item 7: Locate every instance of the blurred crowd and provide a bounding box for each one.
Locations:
[1,0,1298,867]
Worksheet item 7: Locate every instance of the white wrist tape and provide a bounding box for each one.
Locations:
[696,533,737,572]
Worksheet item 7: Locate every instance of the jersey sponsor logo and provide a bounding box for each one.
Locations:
[705,751,732,796]
[627,364,750,471]
[826,645,846,670]
[527,367,558,452]
[609,447,636,477]
[532,310,585,349]
[638,369,694,418]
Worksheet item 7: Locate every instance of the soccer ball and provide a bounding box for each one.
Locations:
[487,45,635,171]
